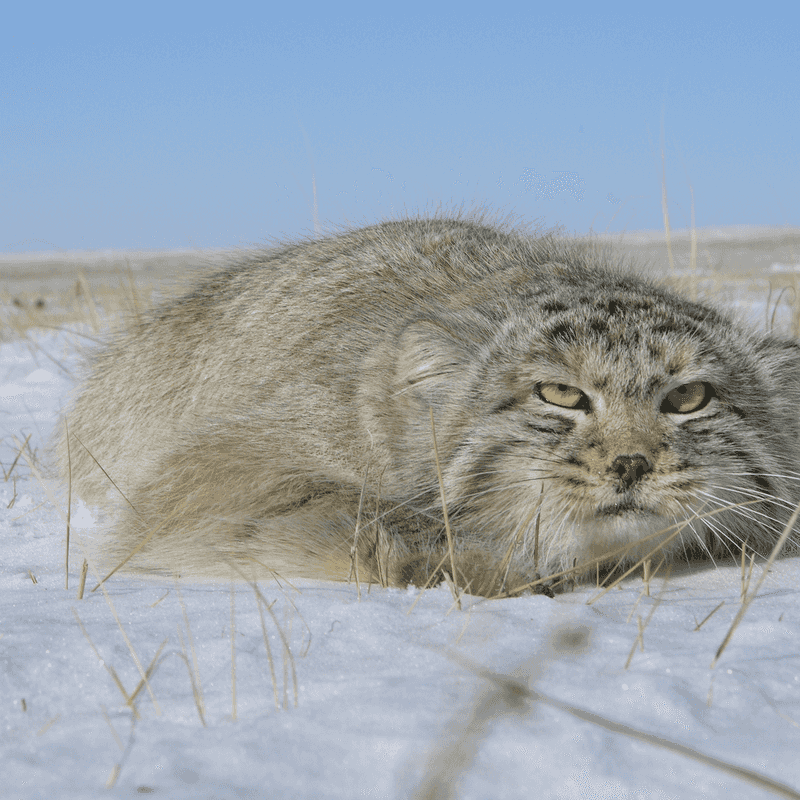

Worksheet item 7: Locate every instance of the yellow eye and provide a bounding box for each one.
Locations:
[661,381,712,414]
[538,383,588,410]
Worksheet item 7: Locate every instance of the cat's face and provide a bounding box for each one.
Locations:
[416,281,800,581]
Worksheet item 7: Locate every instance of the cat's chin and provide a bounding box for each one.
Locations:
[575,510,687,566]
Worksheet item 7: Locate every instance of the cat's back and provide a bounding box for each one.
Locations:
[61,217,543,499]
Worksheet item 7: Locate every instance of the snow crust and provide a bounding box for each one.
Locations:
[2,330,800,800]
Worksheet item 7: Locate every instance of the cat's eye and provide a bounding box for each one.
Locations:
[660,381,713,414]
[538,382,589,410]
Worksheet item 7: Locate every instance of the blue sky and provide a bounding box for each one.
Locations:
[3,3,798,252]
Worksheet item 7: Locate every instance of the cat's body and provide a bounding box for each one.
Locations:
[59,215,800,595]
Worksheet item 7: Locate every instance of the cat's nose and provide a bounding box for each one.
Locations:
[611,454,652,489]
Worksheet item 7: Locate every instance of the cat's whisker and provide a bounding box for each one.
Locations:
[721,470,800,483]
[691,487,797,531]
[702,482,790,503]
[682,488,800,555]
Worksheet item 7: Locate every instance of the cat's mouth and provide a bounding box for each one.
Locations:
[595,499,656,518]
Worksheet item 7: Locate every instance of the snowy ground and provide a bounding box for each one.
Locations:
[3,320,800,799]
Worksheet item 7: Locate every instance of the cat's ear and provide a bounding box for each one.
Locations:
[758,336,800,375]
[396,320,471,390]
[755,336,800,403]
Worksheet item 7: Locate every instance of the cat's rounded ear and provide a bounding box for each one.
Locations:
[758,336,800,378]
[396,319,472,390]
[755,336,800,404]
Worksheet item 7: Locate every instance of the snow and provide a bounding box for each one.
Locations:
[2,329,800,800]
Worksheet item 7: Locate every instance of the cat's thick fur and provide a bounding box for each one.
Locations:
[59,215,800,595]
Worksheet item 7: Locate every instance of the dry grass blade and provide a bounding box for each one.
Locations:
[13,435,72,528]
[538,678,800,800]
[586,525,690,602]
[77,558,89,599]
[230,583,237,721]
[485,496,541,597]
[712,497,800,667]
[177,625,207,726]
[36,715,61,736]
[694,601,725,631]
[72,608,139,719]
[689,183,698,301]
[72,433,138,515]
[127,638,168,708]
[661,137,675,274]
[101,705,125,751]
[4,433,32,481]
[221,557,301,706]
[405,549,462,616]
[90,492,198,591]
[415,652,800,800]
[372,469,391,588]
[125,260,143,322]
[533,484,542,570]
[625,557,666,624]
[176,584,206,724]
[97,580,162,715]
[348,465,370,597]
[77,272,101,333]
[91,523,164,591]
[68,434,166,591]
[64,418,72,590]
[741,542,756,601]
[495,520,684,599]
[429,407,461,609]
[5,475,18,508]
[413,676,525,800]
[769,285,795,334]
[105,763,121,790]
[254,591,282,711]
[624,566,670,669]
[281,611,293,710]
[251,582,299,707]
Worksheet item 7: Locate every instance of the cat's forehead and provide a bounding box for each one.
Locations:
[532,281,728,349]
[532,277,724,324]
[504,283,740,395]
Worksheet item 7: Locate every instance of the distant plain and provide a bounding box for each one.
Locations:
[3,224,800,339]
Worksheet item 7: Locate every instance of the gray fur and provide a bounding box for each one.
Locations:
[58,214,800,595]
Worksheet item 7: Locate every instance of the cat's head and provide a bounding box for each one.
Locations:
[392,266,800,584]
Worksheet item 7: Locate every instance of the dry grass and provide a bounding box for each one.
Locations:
[1,279,154,341]
[0,246,226,341]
